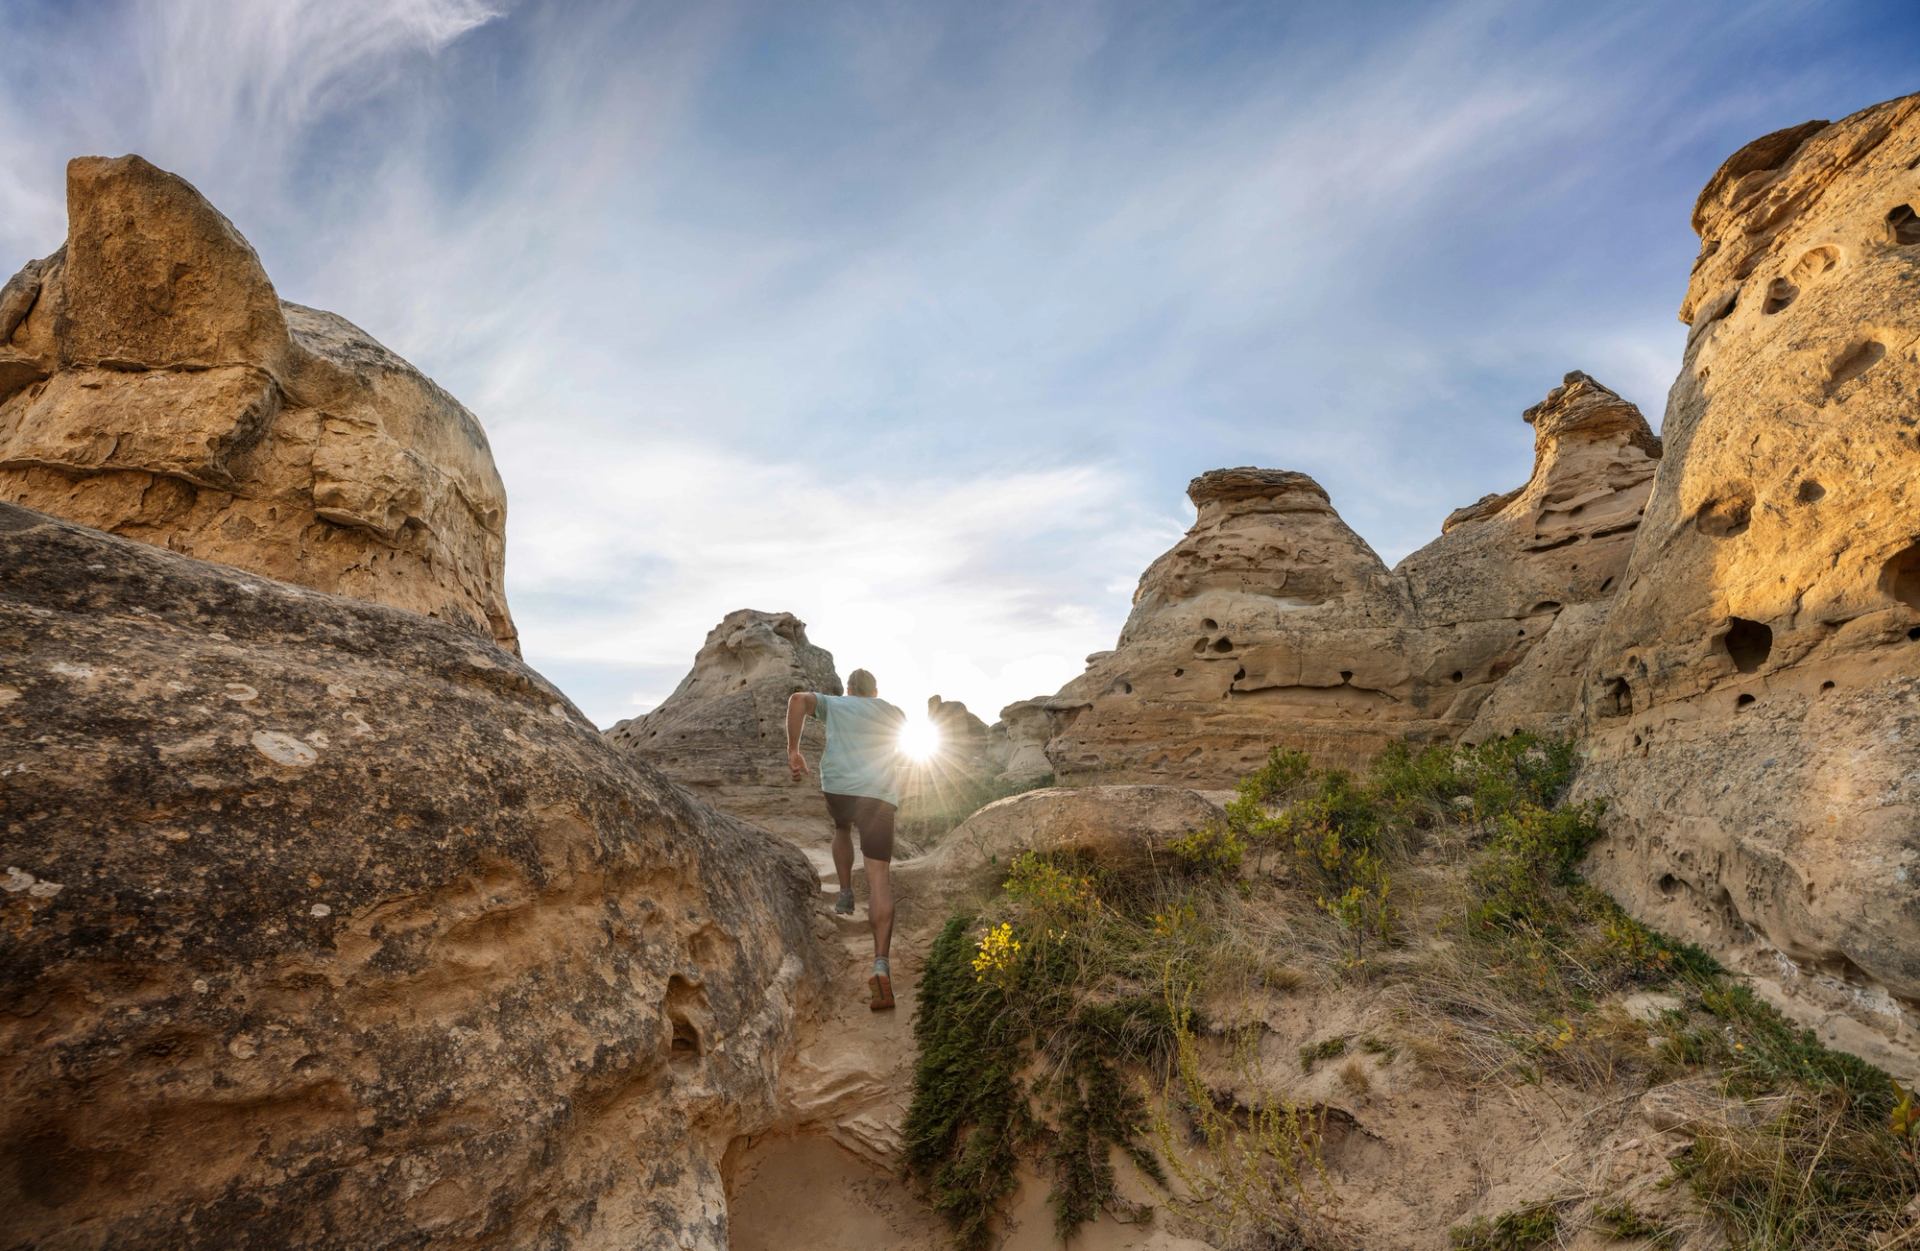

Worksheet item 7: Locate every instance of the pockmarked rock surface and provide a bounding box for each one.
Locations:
[1018,376,1659,784]
[607,610,842,843]
[0,155,518,651]
[1574,94,1920,1075]
[0,503,821,1250]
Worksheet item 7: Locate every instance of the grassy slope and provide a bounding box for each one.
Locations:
[904,736,1920,1251]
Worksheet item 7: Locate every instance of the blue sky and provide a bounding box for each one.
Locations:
[3,0,1916,727]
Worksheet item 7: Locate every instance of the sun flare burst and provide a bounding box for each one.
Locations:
[897,715,942,763]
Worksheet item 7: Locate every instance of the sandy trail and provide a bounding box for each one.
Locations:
[729,851,1215,1251]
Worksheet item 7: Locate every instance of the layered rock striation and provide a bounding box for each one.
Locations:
[1574,95,1920,1073]
[0,155,517,651]
[607,610,842,843]
[0,503,821,1249]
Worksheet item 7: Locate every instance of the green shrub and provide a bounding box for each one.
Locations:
[1467,801,1605,933]
[1168,821,1246,874]
[1449,1203,1559,1250]
[904,916,1029,1251]
[1298,1035,1349,1073]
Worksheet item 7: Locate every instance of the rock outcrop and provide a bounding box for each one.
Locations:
[1015,380,1660,784]
[1404,370,1662,743]
[607,610,842,843]
[0,155,517,651]
[0,503,820,1250]
[1035,468,1418,781]
[1574,95,1920,1074]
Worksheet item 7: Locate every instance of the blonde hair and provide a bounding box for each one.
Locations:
[846,668,878,697]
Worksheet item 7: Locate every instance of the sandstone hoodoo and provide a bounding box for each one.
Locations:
[607,609,843,842]
[1575,94,1920,1075]
[0,155,518,652]
[1015,374,1661,787]
[1405,369,1662,744]
[0,503,822,1250]
[1036,467,1416,782]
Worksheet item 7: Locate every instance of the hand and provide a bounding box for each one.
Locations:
[788,748,809,781]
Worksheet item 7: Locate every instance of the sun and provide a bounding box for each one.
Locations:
[897,715,942,762]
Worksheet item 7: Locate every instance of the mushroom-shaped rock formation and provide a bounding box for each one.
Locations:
[0,155,517,651]
[1574,93,1920,1076]
[607,609,843,843]
[0,503,822,1249]
[1036,468,1419,782]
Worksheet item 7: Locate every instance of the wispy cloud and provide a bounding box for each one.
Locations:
[3,0,1915,724]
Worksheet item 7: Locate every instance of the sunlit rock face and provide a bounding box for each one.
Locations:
[1037,468,1418,781]
[607,609,843,843]
[1022,377,1660,783]
[0,155,518,651]
[1574,94,1920,1075]
[1407,370,1662,743]
[0,503,821,1250]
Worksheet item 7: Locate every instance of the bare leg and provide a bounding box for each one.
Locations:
[831,823,854,894]
[866,859,894,961]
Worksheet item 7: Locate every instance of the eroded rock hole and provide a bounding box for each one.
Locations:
[670,1016,701,1059]
[1172,667,1183,677]
[1211,637,1234,654]
[665,974,705,1063]
[1789,244,1839,285]
[1761,277,1798,314]
[1828,339,1886,391]
[1339,670,1353,684]
[1702,286,1738,325]
[1233,666,1246,682]
[1722,617,1772,673]
[1657,874,1680,898]
[1109,678,1133,696]
[1880,541,1920,610]
[1529,600,1561,614]
[1795,479,1825,503]
[1449,670,1463,683]
[1819,680,1835,692]
[1192,637,1209,655]
[1888,204,1920,245]
[1736,693,1755,708]
[1694,491,1752,538]
[1603,676,1632,717]
[1201,617,1218,630]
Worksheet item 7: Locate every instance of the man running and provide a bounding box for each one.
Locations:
[786,668,904,1010]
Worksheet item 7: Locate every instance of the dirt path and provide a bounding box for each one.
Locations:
[729,854,1220,1251]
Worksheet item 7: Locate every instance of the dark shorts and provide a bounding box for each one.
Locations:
[824,792,896,862]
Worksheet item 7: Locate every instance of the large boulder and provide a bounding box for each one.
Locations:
[607,610,842,843]
[0,503,822,1249]
[0,155,518,651]
[1574,94,1920,1075]
[899,785,1228,903]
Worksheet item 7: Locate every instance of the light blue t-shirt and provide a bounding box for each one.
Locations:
[812,693,905,807]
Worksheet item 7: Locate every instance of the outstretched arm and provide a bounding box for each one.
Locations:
[786,692,817,780]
